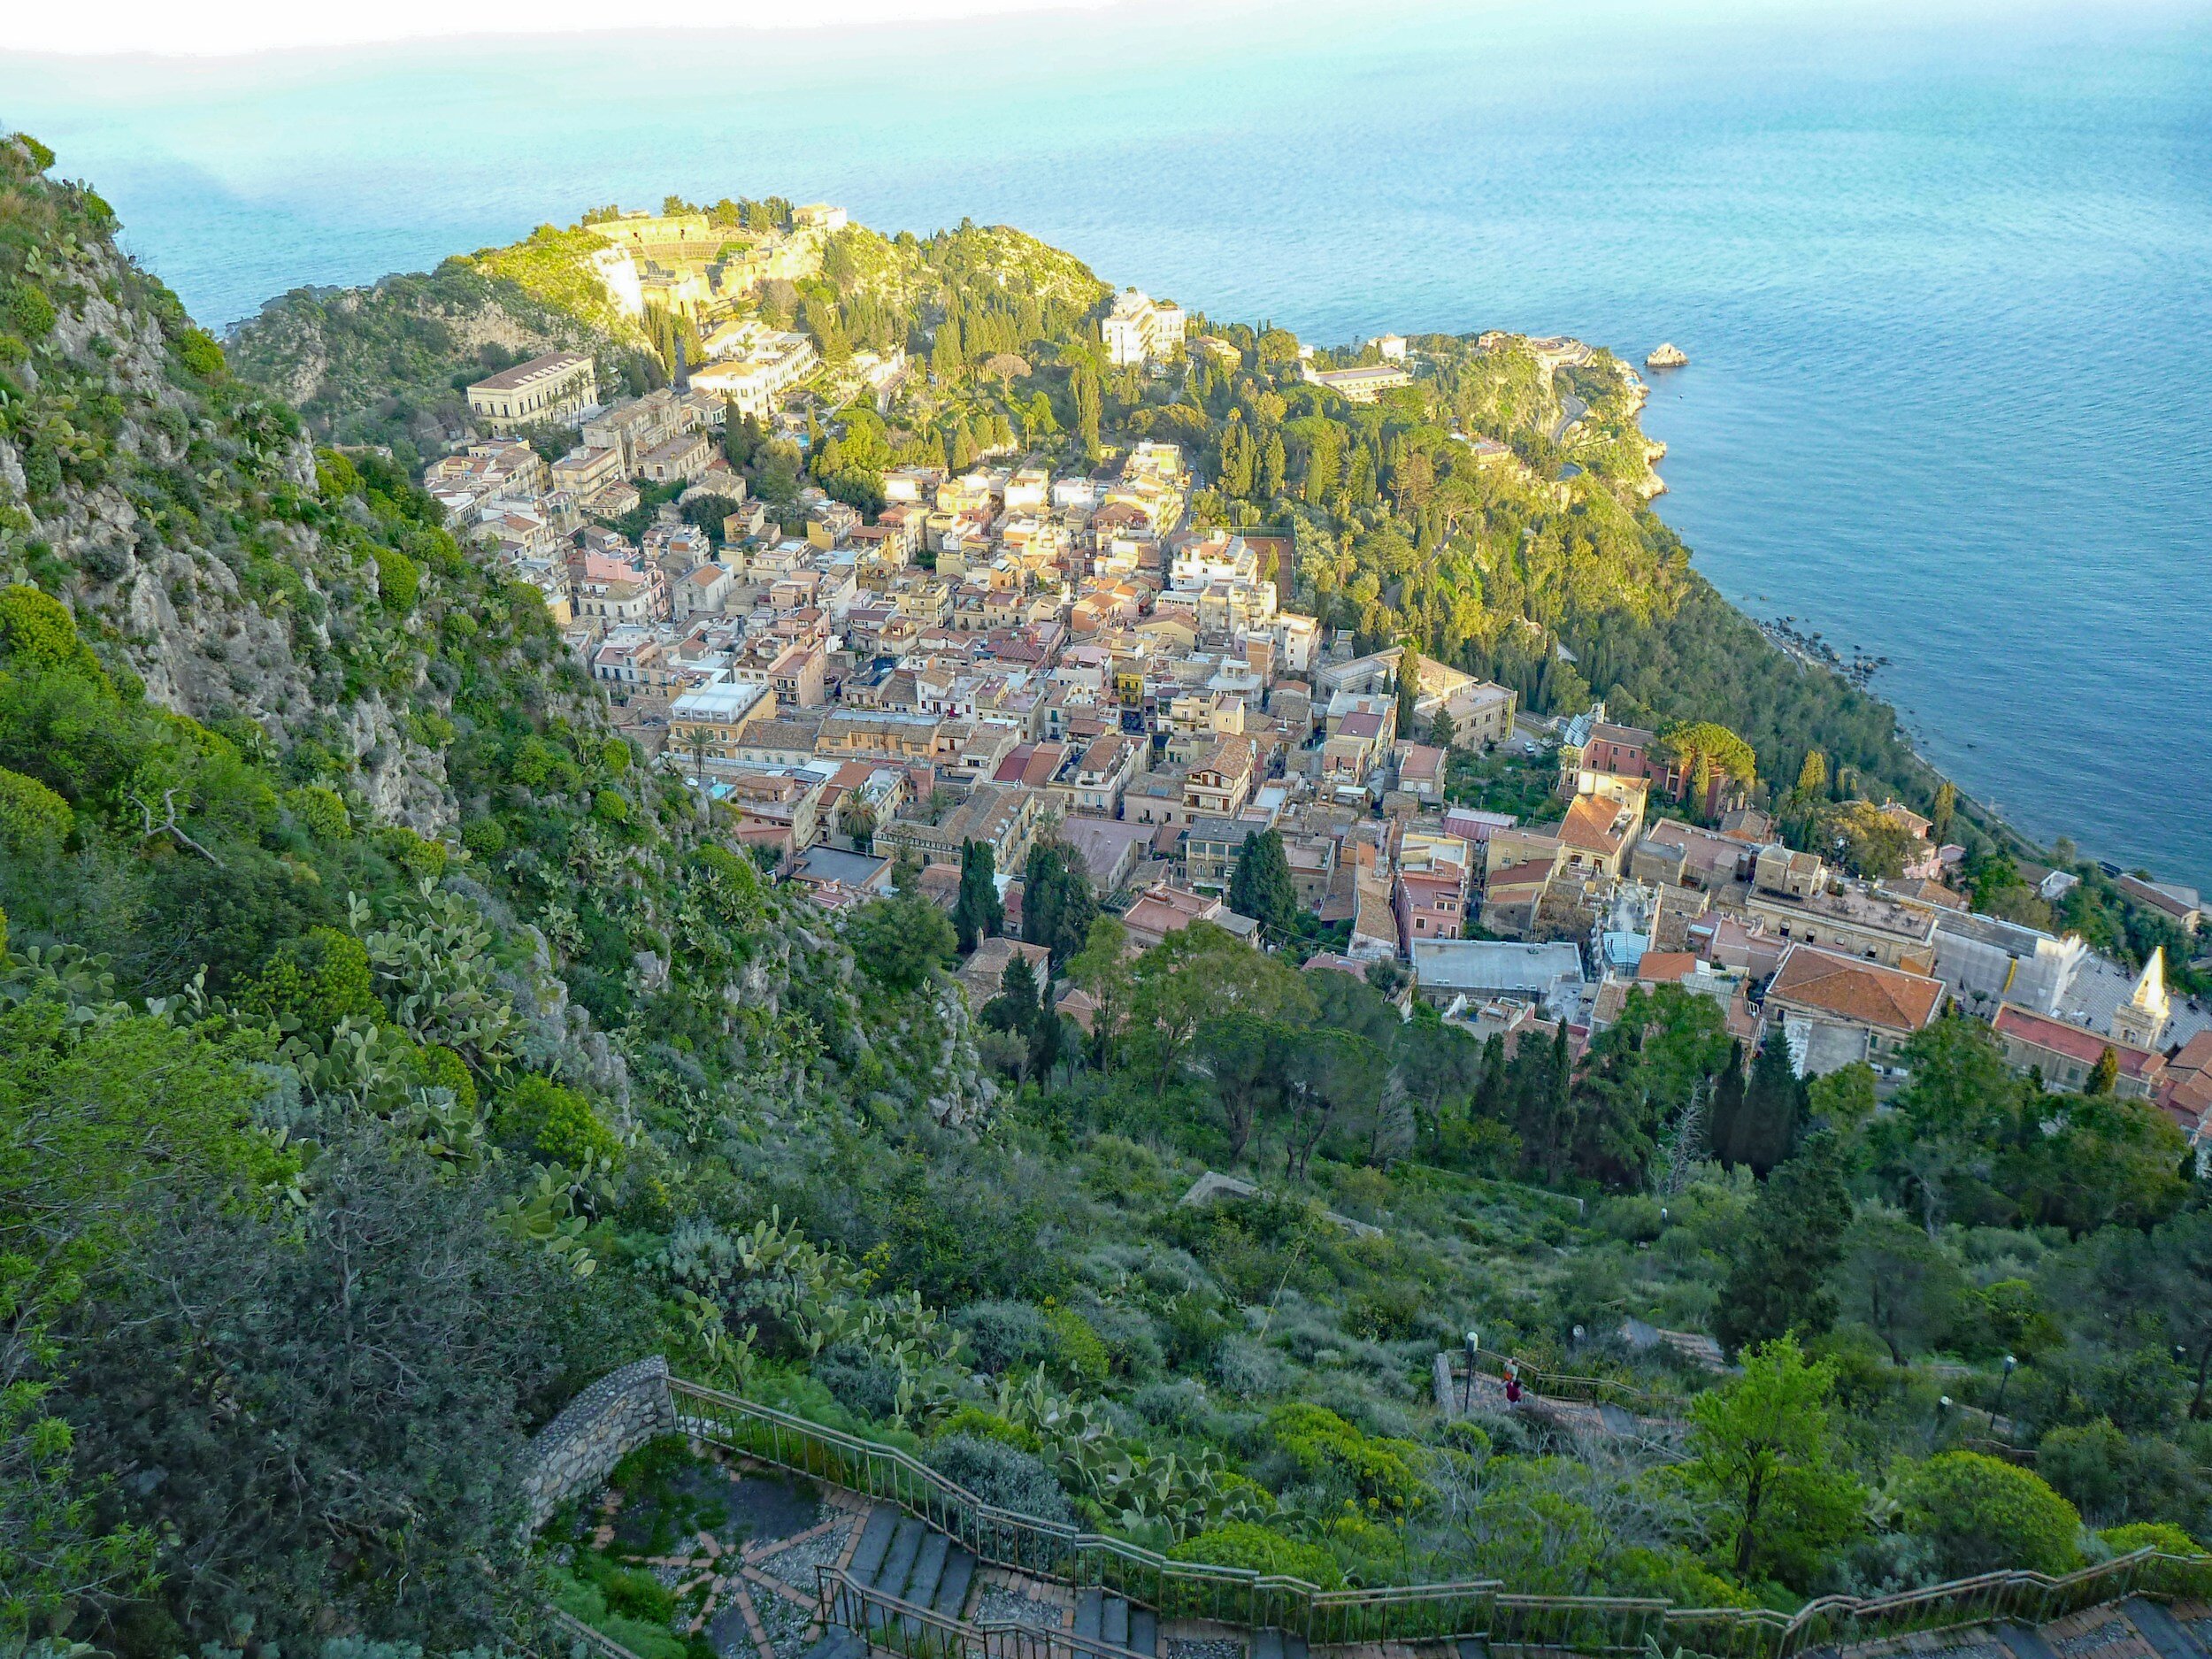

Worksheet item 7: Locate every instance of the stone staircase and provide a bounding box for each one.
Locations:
[1071,1585,1160,1655]
[841,1505,981,1634]
[1810,1597,2212,1659]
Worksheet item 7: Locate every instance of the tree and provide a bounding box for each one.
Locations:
[1200,1016,1286,1163]
[1719,1027,1804,1175]
[1835,1213,1967,1365]
[1714,1129,1853,1354]
[1022,839,1098,967]
[1898,1452,2081,1578]
[1707,1040,1747,1162]
[1794,749,1827,801]
[1067,915,1135,1074]
[1274,1025,1384,1180]
[1683,1335,1865,1586]
[1131,922,1308,1097]
[846,894,956,991]
[953,839,1002,953]
[2086,1045,2119,1095]
[1395,646,1422,738]
[60,1124,584,1650]
[1932,780,1958,843]
[1427,707,1457,752]
[1227,829,1296,936]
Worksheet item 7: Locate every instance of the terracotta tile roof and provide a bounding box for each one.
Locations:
[1768,944,1946,1033]
[1635,951,1698,984]
[1992,1003,2162,1075]
[1559,793,1630,855]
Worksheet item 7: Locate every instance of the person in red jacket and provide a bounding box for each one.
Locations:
[1503,1359,1524,1406]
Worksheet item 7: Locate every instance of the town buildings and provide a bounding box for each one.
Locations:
[465,352,599,433]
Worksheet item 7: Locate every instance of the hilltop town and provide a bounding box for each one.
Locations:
[14,141,2212,1659]
[422,204,2208,1133]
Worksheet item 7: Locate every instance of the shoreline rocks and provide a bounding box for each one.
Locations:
[1646,342,1687,368]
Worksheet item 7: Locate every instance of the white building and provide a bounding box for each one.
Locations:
[1102,288,1188,367]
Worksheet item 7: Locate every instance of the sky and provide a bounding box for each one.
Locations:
[4,0,1125,56]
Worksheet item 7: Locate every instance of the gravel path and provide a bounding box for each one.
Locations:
[973,1585,1062,1630]
[757,1517,855,1594]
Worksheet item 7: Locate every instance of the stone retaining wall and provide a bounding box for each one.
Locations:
[520,1355,677,1532]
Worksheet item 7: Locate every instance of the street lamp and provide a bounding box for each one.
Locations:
[1463,1330,1480,1414]
[1930,1395,1953,1449]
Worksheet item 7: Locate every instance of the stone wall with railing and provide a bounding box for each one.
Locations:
[521,1355,677,1532]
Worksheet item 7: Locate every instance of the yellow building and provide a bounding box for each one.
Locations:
[466,352,599,433]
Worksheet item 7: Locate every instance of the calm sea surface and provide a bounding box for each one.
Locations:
[4,0,2209,883]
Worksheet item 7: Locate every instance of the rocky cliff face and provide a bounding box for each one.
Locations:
[0,135,451,828]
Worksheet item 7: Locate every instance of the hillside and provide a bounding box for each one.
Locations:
[9,130,2212,1659]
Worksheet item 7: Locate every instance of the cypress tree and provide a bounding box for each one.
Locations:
[953,839,1001,954]
[1714,1128,1854,1354]
[1227,829,1296,936]
[1709,1039,1747,1165]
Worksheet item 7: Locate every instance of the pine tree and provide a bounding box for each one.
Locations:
[1261,432,1286,497]
[1932,780,1957,843]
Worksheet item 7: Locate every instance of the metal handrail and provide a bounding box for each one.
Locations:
[653,1373,2212,1659]
[816,1565,1157,1659]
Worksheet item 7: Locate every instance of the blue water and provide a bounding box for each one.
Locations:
[5,0,2210,885]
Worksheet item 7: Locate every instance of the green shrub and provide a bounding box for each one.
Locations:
[952,1300,1050,1373]
[238,926,379,1033]
[1168,1521,1341,1587]
[1267,1402,1426,1513]
[1045,1306,1110,1386]
[175,326,227,379]
[460,817,509,857]
[0,764,72,854]
[495,1074,623,1169]
[412,1042,479,1112]
[931,1404,1040,1454]
[1898,1450,2082,1577]
[593,787,630,825]
[372,824,449,879]
[4,283,56,340]
[924,1433,1072,1524]
[2101,1521,2203,1556]
[372,545,421,614]
[0,583,111,687]
[283,783,352,841]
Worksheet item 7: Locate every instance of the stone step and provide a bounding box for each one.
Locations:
[801,1632,867,1659]
[1255,1629,1284,1659]
[904,1532,951,1608]
[933,1548,977,1619]
[1285,1633,1308,1659]
[847,1507,899,1587]
[2126,1601,2210,1659]
[1129,1607,1158,1657]
[1458,1639,1491,1659]
[1102,1594,1130,1649]
[1074,1587,1105,1644]
[870,1517,926,1628]
[875,1517,926,1592]
[1996,1619,2062,1659]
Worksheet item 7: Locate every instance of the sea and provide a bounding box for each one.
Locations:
[4,0,2209,887]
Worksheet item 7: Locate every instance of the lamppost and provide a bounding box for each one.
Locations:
[1993,1354,2017,1427]
[1463,1330,1480,1414]
[1930,1395,1953,1449]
